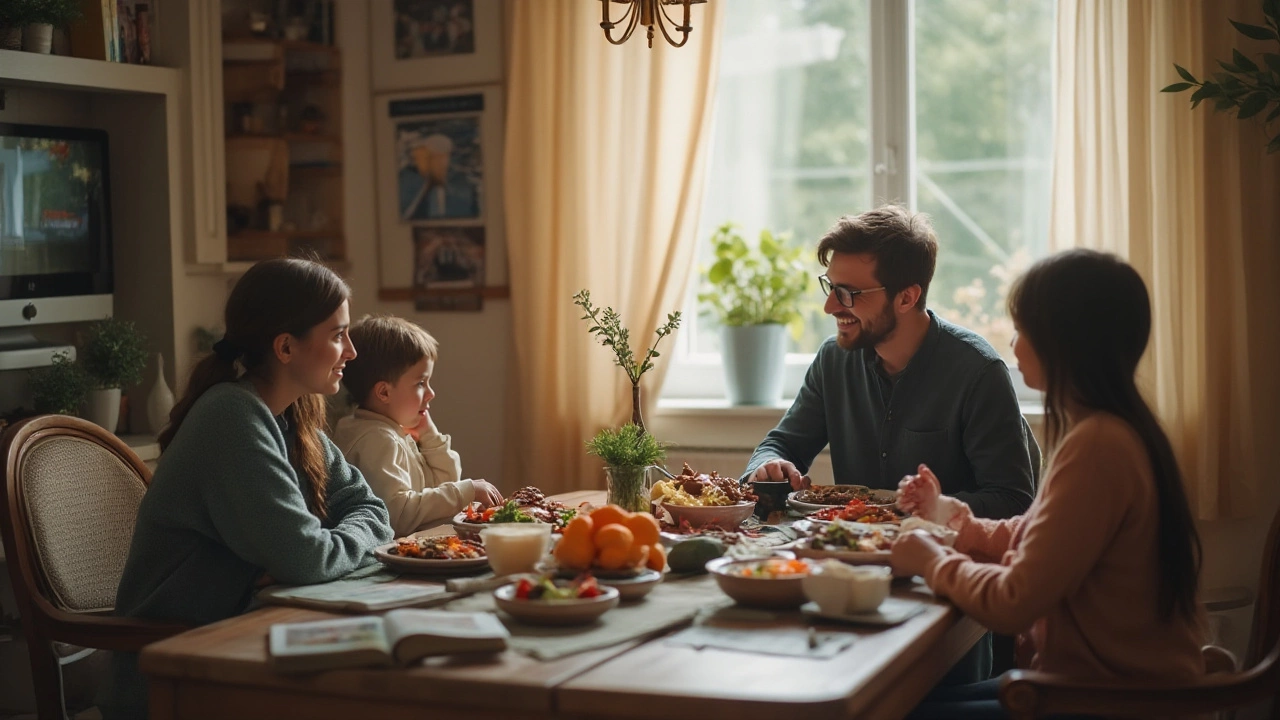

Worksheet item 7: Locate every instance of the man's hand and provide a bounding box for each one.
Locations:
[890,529,946,578]
[750,460,809,491]
[471,479,503,508]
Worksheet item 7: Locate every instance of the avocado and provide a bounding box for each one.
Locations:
[666,537,726,574]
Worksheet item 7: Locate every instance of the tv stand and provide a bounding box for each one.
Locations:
[0,329,76,371]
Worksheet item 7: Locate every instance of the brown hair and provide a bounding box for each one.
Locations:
[815,205,938,308]
[342,315,439,407]
[1008,249,1201,623]
[159,258,351,520]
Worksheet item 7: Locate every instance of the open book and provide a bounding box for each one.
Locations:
[268,609,509,673]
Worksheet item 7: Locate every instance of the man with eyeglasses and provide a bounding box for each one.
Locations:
[743,206,1039,685]
[743,205,1038,521]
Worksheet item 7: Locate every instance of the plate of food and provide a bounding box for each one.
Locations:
[787,485,898,514]
[804,499,902,525]
[493,575,620,625]
[374,536,490,573]
[452,486,578,540]
[788,520,897,564]
[651,463,757,530]
[706,555,813,609]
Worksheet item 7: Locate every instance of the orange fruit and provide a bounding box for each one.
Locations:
[622,512,661,546]
[646,543,667,572]
[627,543,650,569]
[553,532,596,570]
[594,523,634,552]
[588,505,631,536]
[595,545,631,570]
[563,515,594,541]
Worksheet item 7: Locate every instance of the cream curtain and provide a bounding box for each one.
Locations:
[502,1,724,493]
[1051,0,1280,519]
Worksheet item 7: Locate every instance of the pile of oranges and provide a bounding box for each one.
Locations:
[552,504,667,573]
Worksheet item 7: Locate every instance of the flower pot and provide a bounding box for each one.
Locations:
[604,465,655,514]
[720,324,787,406]
[0,26,22,50]
[22,24,53,54]
[84,388,122,434]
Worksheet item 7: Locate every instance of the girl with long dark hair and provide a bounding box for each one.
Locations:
[103,258,393,719]
[893,249,1205,718]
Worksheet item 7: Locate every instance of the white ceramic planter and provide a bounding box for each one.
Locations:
[721,324,787,406]
[22,24,53,54]
[84,387,122,434]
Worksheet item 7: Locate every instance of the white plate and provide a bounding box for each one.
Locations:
[786,489,897,514]
[492,583,620,625]
[790,545,891,565]
[801,598,926,626]
[373,543,490,574]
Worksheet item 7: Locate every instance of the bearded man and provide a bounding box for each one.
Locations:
[743,206,1037,521]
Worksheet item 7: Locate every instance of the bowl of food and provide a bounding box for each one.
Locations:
[801,560,892,615]
[652,464,758,529]
[661,501,756,530]
[493,576,620,625]
[706,556,812,609]
[452,488,577,540]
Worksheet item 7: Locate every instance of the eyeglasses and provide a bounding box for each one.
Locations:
[818,275,886,308]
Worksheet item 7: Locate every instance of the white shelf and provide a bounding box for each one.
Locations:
[0,50,181,96]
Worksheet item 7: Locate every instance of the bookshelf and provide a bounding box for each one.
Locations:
[0,48,180,94]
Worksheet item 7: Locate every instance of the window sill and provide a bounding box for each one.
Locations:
[653,397,1045,451]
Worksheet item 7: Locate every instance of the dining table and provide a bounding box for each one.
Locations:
[140,490,985,720]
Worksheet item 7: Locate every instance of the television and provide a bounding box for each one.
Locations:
[0,123,114,331]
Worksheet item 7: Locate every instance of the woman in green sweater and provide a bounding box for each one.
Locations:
[102,258,393,719]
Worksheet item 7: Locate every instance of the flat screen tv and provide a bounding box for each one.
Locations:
[0,122,113,329]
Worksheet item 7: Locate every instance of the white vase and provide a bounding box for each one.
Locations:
[147,352,175,434]
[85,388,122,434]
[22,24,52,54]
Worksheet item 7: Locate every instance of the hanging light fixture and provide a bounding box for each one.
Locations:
[600,0,708,49]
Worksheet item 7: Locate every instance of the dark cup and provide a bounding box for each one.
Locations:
[750,480,792,521]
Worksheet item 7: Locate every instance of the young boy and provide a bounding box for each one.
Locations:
[334,315,502,537]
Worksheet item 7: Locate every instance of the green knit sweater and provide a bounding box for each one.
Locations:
[103,380,392,718]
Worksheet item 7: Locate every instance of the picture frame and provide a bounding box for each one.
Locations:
[373,85,506,304]
[369,0,504,92]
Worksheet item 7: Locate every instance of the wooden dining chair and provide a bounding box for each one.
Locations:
[0,415,188,720]
[999,504,1280,719]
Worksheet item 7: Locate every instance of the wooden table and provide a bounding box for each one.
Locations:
[141,491,984,720]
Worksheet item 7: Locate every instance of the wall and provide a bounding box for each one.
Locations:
[337,4,512,488]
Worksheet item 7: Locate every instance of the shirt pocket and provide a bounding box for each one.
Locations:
[896,428,957,478]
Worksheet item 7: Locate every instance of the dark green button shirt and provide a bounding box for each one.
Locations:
[744,311,1039,519]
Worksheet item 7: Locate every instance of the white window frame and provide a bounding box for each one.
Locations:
[661,0,1042,406]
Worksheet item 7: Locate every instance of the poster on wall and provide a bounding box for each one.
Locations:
[413,226,485,312]
[374,85,506,309]
[370,0,503,92]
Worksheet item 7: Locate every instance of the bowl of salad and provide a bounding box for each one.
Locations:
[492,575,620,626]
[453,495,577,540]
[706,555,813,609]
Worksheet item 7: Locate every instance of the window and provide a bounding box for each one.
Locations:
[662,0,1055,402]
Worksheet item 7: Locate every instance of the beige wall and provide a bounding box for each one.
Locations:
[337,4,512,488]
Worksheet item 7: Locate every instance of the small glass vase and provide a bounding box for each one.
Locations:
[604,465,653,514]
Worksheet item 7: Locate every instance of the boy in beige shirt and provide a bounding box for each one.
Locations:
[333,315,502,536]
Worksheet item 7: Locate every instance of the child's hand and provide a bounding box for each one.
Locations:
[471,480,503,508]
[890,529,946,578]
[897,464,969,529]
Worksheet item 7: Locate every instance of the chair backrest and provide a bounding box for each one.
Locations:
[1,415,152,617]
[1248,504,1280,673]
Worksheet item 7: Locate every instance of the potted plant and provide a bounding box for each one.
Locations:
[0,2,24,51]
[15,0,81,54]
[80,318,148,433]
[698,222,811,405]
[573,289,681,512]
[1162,1,1280,152]
[28,352,92,416]
[585,423,667,513]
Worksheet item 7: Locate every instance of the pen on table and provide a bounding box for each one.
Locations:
[807,627,818,649]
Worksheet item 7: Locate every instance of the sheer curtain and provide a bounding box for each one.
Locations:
[1051,0,1280,519]
[502,1,724,493]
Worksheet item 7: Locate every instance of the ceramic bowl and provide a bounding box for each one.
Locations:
[492,583,620,626]
[661,501,756,529]
[706,556,811,609]
[596,568,663,602]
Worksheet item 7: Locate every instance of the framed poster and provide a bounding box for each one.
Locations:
[369,0,504,91]
[374,85,506,304]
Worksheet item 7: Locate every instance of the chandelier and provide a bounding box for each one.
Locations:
[600,0,708,49]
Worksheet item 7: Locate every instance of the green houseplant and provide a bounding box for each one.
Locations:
[80,318,148,433]
[13,0,81,53]
[698,222,810,405]
[29,352,92,416]
[0,3,23,50]
[1161,0,1280,153]
[573,289,681,512]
